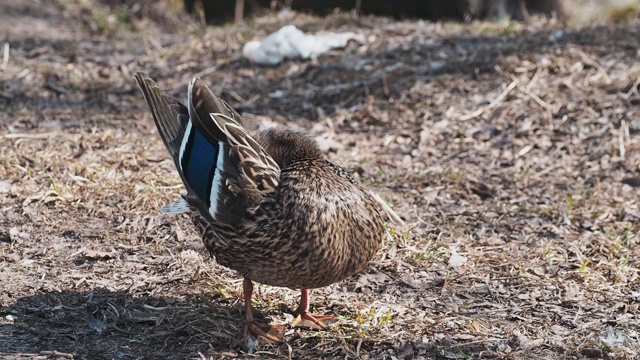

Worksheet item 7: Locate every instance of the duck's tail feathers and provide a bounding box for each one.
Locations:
[134,72,190,161]
[135,72,215,218]
[160,197,191,215]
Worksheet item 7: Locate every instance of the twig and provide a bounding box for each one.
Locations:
[39,351,75,359]
[172,66,219,91]
[519,85,551,110]
[517,78,554,128]
[2,42,9,66]
[619,120,626,158]
[572,47,611,85]
[369,191,405,226]
[145,35,163,54]
[525,67,543,91]
[459,79,518,121]
[226,89,247,104]
[1,132,55,140]
[381,71,390,98]
[561,79,584,95]
[533,163,560,180]
[624,76,640,99]
[195,0,206,31]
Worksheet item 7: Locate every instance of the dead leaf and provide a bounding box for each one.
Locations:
[0,181,10,193]
[400,274,424,288]
[355,273,390,289]
[3,253,21,262]
[84,249,118,260]
[396,343,414,359]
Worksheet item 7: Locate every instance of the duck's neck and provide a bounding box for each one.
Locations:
[254,127,323,168]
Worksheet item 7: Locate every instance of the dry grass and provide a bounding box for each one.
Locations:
[1,0,639,359]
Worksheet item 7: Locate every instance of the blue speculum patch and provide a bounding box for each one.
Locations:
[182,128,218,205]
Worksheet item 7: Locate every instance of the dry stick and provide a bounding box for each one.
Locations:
[2,42,9,66]
[39,351,75,359]
[572,47,612,85]
[519,85,550,110]
[561,79,584,95]
[624,76,640,99]
[145,35,163,54]
[1,132,55,139]
[381,71,390,97]
[619,119,626,158]
[369,191,405,226]
[459,79,518,121]
[524,67,544,91]
[226,89,248,104]
[624,118,631,143]
[532,163,560,180]
[516,75,554,129]
[172,66,219,91]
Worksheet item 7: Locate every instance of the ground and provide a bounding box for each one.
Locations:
[1,0,639,359]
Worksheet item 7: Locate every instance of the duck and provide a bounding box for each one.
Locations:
[134,72,385,343]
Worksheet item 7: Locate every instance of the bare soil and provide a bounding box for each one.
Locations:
[1,1,639,359]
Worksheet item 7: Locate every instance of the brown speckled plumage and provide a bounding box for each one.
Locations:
[196,152,383,289]
[134,72,385,343]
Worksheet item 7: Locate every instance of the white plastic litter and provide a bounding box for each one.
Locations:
[448,249,468,269]
[242,25,365,66]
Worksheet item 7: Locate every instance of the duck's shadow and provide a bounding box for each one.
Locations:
[0,289,272,359]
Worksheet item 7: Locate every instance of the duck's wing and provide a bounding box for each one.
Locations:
[134,72,280,225]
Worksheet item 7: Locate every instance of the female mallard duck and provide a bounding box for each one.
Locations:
[134,72,384,342]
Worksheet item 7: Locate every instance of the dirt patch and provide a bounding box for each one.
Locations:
[1,1,639,359]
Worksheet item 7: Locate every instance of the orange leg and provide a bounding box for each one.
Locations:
[291,289,338,329]
[243,278,285,343]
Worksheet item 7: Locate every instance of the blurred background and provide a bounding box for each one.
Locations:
[1,1,639,359]
[58,0,640,28]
